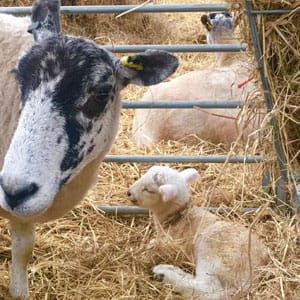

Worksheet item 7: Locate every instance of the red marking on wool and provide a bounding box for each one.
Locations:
[237,75,255,88]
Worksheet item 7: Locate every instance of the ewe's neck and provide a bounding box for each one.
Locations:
[216,51,242,67]
[213,35,244,67]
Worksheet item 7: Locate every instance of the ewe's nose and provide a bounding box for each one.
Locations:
[0,176,39,209]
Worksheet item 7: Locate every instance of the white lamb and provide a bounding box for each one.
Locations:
[132,12,263,147]
[128,166,268,299]
[0,1,178,298]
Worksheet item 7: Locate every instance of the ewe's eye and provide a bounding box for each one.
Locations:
[81,84,113,119]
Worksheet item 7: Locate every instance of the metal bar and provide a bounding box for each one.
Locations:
[103,155,262,163]
[0,4,228,15]
[249,9,300,14]
[245,0,288,208]
[1,5,298,15]
[122,100,243,109]
[97,205,259,215]
[99,206,149,215]
[104,44,246,53]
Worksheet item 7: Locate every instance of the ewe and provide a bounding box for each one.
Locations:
[132,12,263,147]
[0,0,178,298]
[128,166,268,299]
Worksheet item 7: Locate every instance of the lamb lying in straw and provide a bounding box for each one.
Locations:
[128,166,268,299]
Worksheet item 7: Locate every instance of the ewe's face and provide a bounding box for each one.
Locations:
[201,12,233,44]
[0,36,120,217]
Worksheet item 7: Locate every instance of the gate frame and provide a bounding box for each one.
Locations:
[2,2,298,214]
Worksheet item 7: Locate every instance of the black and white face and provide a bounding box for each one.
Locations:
[0,36,123,216]
[0,28,178,217]
[200,12,233,44]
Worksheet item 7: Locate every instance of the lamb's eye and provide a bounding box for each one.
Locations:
[142,187,155,193]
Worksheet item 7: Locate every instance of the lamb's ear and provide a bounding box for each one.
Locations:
[180,168,199,184]
[28,0,61,42]
[116,50,179,86]
[153,172,165,186]
[158,184,178,202]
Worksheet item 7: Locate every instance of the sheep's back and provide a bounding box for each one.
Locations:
[132,67,262,147]
[195,220,268,288]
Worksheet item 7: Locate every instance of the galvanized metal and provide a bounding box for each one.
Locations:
[104,44,246,53]
[98,206,149,215]
[249,9,300,14]
[98,205,259,215]
[245,0,288,207]
[1,5,297,15]
[0,4,228,15]
[122,100,243,109]
[103,155,262,163]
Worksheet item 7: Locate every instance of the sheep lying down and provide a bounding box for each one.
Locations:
[132,12,264,148]
[128,166,268,299]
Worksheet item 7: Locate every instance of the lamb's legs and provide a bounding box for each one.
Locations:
[153,264,234,300]
[9,221,35,299]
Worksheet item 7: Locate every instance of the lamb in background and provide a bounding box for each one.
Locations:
[128,166,268,299]
[132,12,263,147]
[0,0,178,298]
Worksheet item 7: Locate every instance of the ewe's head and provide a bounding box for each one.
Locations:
[128,166,199,212]
[0,0,178,218]
[201,12,234,44]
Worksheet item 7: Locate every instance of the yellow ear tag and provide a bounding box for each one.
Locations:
[206,21,214,31]
[120,55,144,71]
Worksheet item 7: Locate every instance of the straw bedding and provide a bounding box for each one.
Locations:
[0,0,299,299]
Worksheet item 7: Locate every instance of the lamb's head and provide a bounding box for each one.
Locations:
[200,12,234,44]
[128,166,199,214]
[0,0,178,218]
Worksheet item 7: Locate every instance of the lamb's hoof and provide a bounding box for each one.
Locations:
[152,266,165,282]
[152,272,164,282]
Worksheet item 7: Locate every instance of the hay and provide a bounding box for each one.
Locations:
[0,0,300,299]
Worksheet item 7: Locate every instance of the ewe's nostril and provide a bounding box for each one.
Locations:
[1,182,39,210]
[127,190,132,197]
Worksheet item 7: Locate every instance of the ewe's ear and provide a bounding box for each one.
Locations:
[28,0,61,42]
[116,50,179,86]
[180,168,199,184]
[200,14,213,31]
[159,184,178,202]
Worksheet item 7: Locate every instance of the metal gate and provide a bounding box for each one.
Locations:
[1,1,297,214]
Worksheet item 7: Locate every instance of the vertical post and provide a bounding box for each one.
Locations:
[244,0,289,209]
